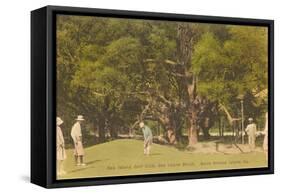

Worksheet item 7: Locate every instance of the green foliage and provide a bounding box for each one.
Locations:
[56,15,268,145]
[192,25,268,117]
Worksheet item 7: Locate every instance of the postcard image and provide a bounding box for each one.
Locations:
[55,15,269,180]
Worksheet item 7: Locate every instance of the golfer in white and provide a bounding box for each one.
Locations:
[57,117,66,175]
[71,115,86,166]
[245,118,257,151]
[139,122,153,155]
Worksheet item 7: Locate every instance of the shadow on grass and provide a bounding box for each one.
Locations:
[216,150,230,155]
[67,159,109,173]
[85,159,109,166]
[149,153,161,156]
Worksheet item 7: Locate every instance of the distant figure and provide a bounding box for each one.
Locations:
[71,115,86,166]
[263,112,268,159]
[139,122,153,155]
[167,128,177,144]
[245,118,257,151]
[56,117,66,175]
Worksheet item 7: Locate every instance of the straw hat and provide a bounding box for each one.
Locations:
[76,115,85,121]
[57,117,63,126]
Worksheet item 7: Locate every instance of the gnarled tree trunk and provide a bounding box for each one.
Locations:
[177,23,200,146]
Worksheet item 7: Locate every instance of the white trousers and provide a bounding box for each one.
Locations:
[248,134,256,150]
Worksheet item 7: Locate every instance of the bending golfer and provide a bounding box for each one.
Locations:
[139,122,153,155]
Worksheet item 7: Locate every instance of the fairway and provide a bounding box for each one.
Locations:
[58,139,267,180]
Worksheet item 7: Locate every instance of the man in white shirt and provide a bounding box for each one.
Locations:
[71,115,86,166]
[245,118,257,151]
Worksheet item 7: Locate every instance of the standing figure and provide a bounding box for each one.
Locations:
[263,112,268,160]
[57,117,67,175]
[245,118,257,151]
[167,128,177,144]
[71,115,86,166]
[139,122,153,155]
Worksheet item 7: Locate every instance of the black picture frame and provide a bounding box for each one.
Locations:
[31,5,274,188]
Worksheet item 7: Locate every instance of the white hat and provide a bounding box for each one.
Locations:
[57,117,63,126]
[76,115,85,121]
[139,122,144,128]
[248,118,253,121]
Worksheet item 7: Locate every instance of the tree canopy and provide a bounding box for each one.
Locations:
[56,15,268,145]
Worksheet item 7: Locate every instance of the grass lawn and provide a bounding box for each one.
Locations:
[58,139,267,180]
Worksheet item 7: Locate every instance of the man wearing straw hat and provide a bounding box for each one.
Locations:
[139,121,153,155]
[245,118,257,151]
[57,117,67,175]
[71,115,86,166]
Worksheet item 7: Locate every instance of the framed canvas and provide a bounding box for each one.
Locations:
[31,5,274,188]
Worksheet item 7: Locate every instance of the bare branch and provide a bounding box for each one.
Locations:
[157,94,172,106]
[164,59,177,65]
